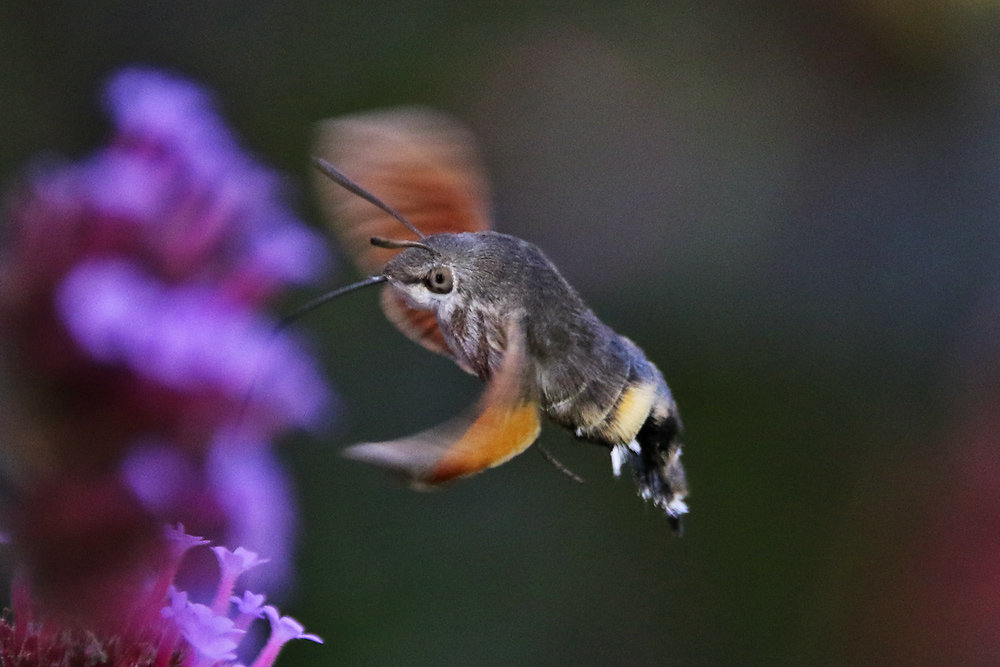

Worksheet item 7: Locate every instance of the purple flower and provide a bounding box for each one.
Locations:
[159,538,321,667]
[232,591,267,616]
[250,606,323,667]
[0,66,333,622]
[55,257,329,431]
[0,533,322,667]
[231,591,268,632]
[103,67,329,290]
[262,606,323,644]
[165,524,211,559]
[210,546,270,613]
[212,546,270,577]
[163,589,244,663]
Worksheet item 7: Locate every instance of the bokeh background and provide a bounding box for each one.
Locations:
[4,1,1000,665]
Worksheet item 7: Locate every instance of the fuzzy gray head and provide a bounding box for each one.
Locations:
[380,231,561,315]
[380,230,599,382]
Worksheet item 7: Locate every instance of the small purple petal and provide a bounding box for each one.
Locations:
[169,597,245,662]
[212,546,269,580]
[231,591,267,617]
[163,524,210,552]
[262,606,323,644]
[210,544,270,615]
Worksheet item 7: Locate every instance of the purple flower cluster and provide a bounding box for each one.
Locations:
[0,526,322,667]
[0,67,331,625]
[162,527,322,667]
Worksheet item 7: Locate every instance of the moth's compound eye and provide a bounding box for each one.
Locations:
[425,266,453,294]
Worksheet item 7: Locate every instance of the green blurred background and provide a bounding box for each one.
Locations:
[5,1,1000,665]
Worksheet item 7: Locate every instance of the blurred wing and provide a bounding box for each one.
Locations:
[343,319,540,485]
[313,107,492,275]
[313,107,492,364]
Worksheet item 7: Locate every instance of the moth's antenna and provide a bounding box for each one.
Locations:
[537,444,585,484]
[370,237,436,253]
[276,274,388,331]
[311,157,426,239]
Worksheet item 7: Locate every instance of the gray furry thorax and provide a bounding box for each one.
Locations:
[383,231,653,420]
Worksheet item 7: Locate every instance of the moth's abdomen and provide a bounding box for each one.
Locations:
[572,337,667,446]
[622,394,688,530]
[577,379,659,445]
[575,337,689,529]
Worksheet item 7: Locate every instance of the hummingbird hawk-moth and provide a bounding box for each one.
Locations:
[309,108,688,529]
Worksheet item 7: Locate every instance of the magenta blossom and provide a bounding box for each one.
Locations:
[0,527,322,667]
[0,66,332,622]
[1,66,331,455]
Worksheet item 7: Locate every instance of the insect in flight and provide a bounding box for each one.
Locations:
[305,108,688,529]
